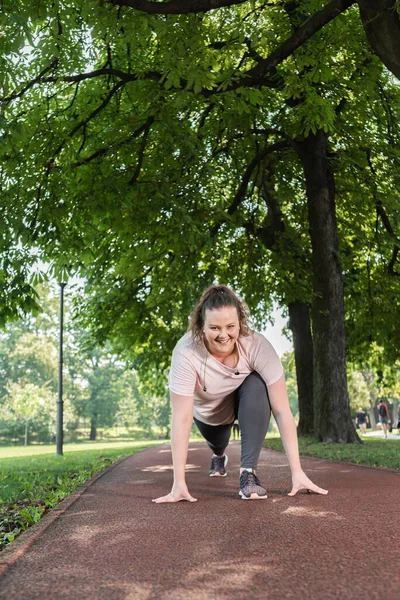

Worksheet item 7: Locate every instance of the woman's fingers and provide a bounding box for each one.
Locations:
[288,473,328,496]
[152,493,198,504]
[152,494,175,503]
[183,494,198,502]
[307,482,328,495]
[288,483,328,496]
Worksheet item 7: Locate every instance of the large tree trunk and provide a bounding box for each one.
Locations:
[288,301,314,435]
[295,130,359,442]
[253,167,316,433]
[357,0,400,81]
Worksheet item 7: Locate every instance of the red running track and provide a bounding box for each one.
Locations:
[0,441,399,599]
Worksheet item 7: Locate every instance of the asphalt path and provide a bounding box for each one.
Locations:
[0,441,399,599]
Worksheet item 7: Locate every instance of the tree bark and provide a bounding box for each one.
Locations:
[357,0,400,81]
[90,413,97,441]
[252,168,315,435]
[295,130,359,442]
[288,301,314,435]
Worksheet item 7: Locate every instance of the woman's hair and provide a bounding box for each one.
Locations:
[188,284,252,344]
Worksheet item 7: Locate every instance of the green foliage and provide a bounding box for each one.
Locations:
[347,370,370,412]
[0,0,399,394]
[0,284,170,443]
[280,351,298,417]
[0,381,59,444]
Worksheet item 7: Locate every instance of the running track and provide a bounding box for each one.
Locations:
[0,442,399,599]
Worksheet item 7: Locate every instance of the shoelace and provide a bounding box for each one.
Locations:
[211,456,224,470]
[240,471,261,487]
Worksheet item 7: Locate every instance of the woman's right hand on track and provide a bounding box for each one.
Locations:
[152,482,197,503]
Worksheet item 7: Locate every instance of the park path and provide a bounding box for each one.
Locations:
[0,441,399,600]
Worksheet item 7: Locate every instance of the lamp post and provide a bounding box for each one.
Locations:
[56,282,66,456]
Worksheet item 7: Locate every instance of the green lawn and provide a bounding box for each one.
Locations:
[0,439,163,459]
[0,440,163,550]
[264,435,400,470]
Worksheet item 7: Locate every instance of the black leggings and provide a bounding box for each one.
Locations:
[194,372,271,470]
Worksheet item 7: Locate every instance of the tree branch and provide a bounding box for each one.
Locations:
[0,59,58,103]
[72,118,154,167]
[107,0,248,15]
[365,149,400,276]
[2,1,356,107]
[358,0,400,80]
[229,0,355,90]
[51,81,125,163]
[210,140,289,236]
[128,116,154,184]
[366,150,400,244]
[42,68,162,84]
[388,246,400,276]
[211,129,287,157]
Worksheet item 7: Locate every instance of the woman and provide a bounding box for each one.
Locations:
[153,285,328,503]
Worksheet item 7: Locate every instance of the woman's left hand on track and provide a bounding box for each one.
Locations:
[288,470,328,496]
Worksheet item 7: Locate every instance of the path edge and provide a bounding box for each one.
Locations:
[263,445,400,474]
[0,447,163,579]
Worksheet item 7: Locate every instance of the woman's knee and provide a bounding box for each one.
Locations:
[239,372,268,399]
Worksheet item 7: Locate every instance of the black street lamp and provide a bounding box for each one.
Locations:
[56,282,66,456]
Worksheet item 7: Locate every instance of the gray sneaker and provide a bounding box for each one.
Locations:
[239,470,268,500]
[209,454,228,477]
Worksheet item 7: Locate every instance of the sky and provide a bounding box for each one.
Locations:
[262,305,293,357]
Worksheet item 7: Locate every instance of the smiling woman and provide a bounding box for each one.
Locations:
[152,284,328,504]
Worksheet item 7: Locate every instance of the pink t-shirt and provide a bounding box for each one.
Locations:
[168,331,283,425]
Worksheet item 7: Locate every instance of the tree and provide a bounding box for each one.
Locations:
[0,284,162,442]
[280,351,299,418]
[0,381,57,445]
[347,370,370,413]
[106,1,400,77]
[1,0,399,442]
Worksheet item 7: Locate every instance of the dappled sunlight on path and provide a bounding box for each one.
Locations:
[0,442,399,599]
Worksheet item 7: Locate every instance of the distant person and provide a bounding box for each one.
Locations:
[152,284,328,503]
[377,400,389,438]
[356,408,368,435]
[397,405,400,435]
[232,419,240,440]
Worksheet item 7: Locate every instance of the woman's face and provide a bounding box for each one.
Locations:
[203,306,240,356]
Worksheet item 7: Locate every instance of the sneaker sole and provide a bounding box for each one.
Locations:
[239,491,268,500]
[209,455,228,477]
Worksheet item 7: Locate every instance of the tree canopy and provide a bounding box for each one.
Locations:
[1,0,400,440]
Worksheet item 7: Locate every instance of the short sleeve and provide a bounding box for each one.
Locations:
[251,334,284,386]
[168,347,197,396]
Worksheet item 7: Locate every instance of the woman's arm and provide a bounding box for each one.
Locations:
[152,392,197,503]
[170,392,195,485]
[267,375,328,496]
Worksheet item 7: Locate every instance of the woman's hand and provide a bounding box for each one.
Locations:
[288,470,328,496]
[152,482,198,504]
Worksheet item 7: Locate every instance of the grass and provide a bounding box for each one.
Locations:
[0,440,163,551]
[264,434,400,470]
[0,439,163,459]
